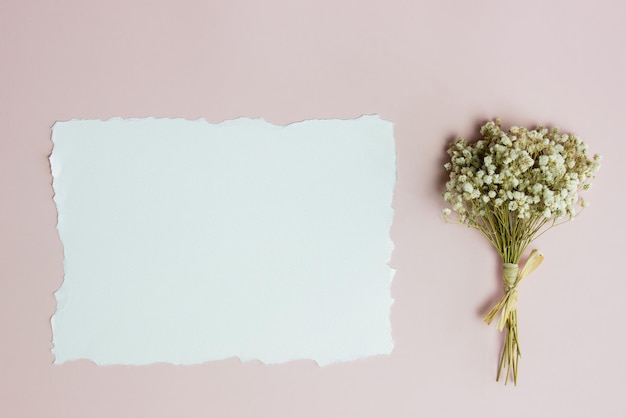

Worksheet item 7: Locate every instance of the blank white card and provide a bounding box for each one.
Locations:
[50,116,396,366]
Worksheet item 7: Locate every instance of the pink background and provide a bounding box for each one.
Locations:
[1,0,624,416]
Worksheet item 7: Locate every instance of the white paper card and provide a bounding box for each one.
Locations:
[50,116,396,366]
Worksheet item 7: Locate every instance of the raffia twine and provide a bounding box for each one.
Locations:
[484,249,544,329]
[483,249,544,384]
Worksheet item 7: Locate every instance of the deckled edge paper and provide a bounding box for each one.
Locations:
[49,115,396,366]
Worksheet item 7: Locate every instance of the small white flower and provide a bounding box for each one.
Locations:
[442,208,452,215]
[543,208,551,218]
[463,183,474,193]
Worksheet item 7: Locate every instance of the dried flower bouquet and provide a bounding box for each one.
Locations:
[442,119,601,385]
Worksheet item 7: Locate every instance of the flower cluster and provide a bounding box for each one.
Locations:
[443,119,601,235]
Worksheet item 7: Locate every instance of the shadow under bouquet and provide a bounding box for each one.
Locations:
[441,119,601,385]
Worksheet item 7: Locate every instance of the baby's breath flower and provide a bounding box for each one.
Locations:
[442,119,601,245]
[462,182,474,193]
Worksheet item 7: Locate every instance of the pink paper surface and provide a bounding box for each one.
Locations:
[1,0,624,417]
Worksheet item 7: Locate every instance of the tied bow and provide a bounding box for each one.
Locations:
[483,249,544,331]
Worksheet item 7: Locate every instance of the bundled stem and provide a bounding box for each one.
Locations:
[498,311,520,384]
[483,251,544,385]
[487,263,521,384]
[472,204,547,385]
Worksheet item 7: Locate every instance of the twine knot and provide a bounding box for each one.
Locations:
[483,249,544,331]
